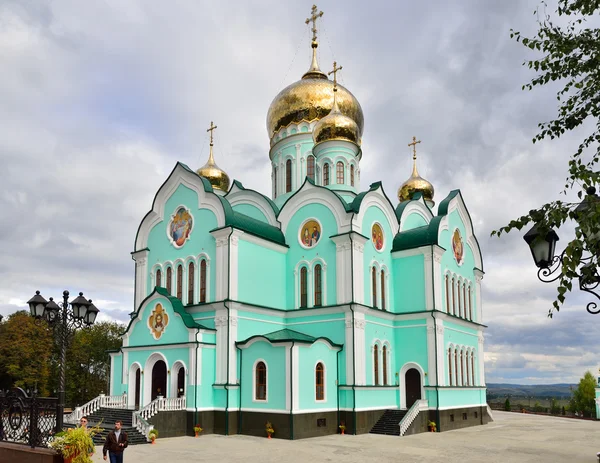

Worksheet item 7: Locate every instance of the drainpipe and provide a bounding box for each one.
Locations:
[237,346,242,434]
[336,348,341,432]
[224,227,234,435]
[289,341,295,439]
[430,245,440,432]
[194,327,200,432]
[348,233,357,435]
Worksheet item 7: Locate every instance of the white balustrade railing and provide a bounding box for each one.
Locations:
[132,411,154,441]
[399,399,428,436]
[133,396,186,440]
[486,403,494,421]
[65,393,128,424]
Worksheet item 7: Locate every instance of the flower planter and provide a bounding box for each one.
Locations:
[195,432,199,437]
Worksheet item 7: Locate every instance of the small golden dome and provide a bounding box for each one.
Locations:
[398,137,434,204]
[197,122,230,192]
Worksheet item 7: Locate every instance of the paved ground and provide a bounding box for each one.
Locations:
[91,412,600,463]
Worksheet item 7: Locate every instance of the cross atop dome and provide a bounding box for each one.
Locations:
[305,5,324,46]
[303,5,327,79]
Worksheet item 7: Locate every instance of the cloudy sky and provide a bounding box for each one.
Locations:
[0,0,596,385]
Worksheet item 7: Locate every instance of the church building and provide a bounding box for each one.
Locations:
[108,6,490,438]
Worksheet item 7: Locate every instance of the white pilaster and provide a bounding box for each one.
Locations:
[211,228,232,300]
[354,313,366,385]
[331,235,352,304]
[474,269,484,323]
[351,234,368,305]
[215,311,228,383]
[228,310,238,383]
[132,249,149,311]
[432,246,444,311]
[292,344,299,411]
[344,314,354,384]
[478,333,486,386]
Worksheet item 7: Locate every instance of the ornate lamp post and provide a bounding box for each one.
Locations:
[26,290,99,431]
[523,187,600,314]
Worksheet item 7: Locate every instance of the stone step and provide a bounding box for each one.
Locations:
[369,409,408,436]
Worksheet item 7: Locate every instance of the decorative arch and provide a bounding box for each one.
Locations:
[398,201,433,232]
[399,362,425,409]
[150,263,163,288]
[170,360,187,398]
[253,359,268,402]
[353,192,399,237]
[143,352,169,406]
[315,360,326,401]
[127,362,143,408]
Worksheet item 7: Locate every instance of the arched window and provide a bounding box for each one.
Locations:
[273,166,278,199]
[315,362,324,400]
[336,161,344,184]
[465,351,470,386]
[176,265,183,300]
[471,353,476,386]
[371,267,377,308]
[156,269,162,288]
[460,350,465,385]
[448,348,453,386]
[286,159,292,193]
[454,350,459,386]
[381,270,386,311]
[307,155,315,182]
[457,280,462,317]
[188,262,195,304]
[255,362,266,400]
[166,267,172,294]
[350,164,355,186]
[468,286,473,320]
[445,274,450,313]
[200,260,207,303]
[373,344,379,385]
[323,163,330,186]
[300,267,308,308]
[314,264,322,307]
[382,345,388,385]
[452,277,456,315]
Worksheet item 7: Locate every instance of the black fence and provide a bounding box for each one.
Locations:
[0,387,57,448]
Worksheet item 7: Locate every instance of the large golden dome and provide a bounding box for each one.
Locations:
[266,68,364,146]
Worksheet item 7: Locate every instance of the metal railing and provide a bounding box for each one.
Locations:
[399,399,428,436]
[64,393,128,424]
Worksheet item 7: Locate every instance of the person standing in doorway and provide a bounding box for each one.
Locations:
[103,420,128,463]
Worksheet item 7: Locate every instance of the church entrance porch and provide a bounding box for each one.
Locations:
[152,360,167,400]
[405,368,422,408]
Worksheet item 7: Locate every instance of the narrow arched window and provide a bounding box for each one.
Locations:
[314,264,322,307]
[373,344,379,385]
[445,274,450,313]
[176,265,183,300]
[350,165,355,186]
[273,166,278,199]
[460,350,465,386]
[454,350,459,386]
[156,269,162,288]
[166,267,172,294]
[465,351,470,386]
[315,362,324,400]
[382,345,388,385]
[188,262,195,304]
[471,353,476,386]
[468,286,473,320]
[323,163,330,186]
[255,362,266,400]
[336,161,344,184]
[452,277,456,315]
[463,284,467,319]
[457,280,462,317]
[286,159,292,193]
[307,155,315,182]
[381,270,386,311]
[371,267,377,308]
[448,348,453,386]
[300,267,308,308]
[200,260,207,303]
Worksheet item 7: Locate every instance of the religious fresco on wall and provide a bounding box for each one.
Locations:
[452,228,464,265]
[148,303,169,340]
[300,220,321,248]
[168,206,193,248]
[371,223,384,251]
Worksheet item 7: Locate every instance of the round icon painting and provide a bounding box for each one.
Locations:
[371,223,384,251]
[452,228,464,265]
[169,206,193,248]
[300,220,321,248]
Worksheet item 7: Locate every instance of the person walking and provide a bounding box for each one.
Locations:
[103,420,128,463]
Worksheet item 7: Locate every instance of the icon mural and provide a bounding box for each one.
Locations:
[371,223,384,251]
[168,206,193,248]
[148,303,169,340]
[452,228,464,265]
[300,220,321,248]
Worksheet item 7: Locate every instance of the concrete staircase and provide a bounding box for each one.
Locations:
[369,409,408,436]
[86,408,148,445]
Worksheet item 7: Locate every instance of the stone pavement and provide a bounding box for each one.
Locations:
[91,411,600,463]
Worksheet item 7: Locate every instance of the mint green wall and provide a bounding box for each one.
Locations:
[239,341,287,410]
[128,296,191,346]
[443,321,479,385]
[237,240,286,308]
[403,212,428,230]
[362,204,395,310]
[231,203,268,223]
[297,342,338,410]
[199,347,216,407]
[365,317,394,385]
[285,203,338,308]
[111,354,124,394]
[271,134,314,207]
[355,388,397,409]
[236,310,285,340]
[437,388,486,408]
[313,143,359,195]
[392,255,426,312]
[145,183,218,301]
[439,207,478,320]
[394,322,430,386]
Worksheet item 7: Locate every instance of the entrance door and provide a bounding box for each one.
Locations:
[177,368,185,397]
[151,360,167,401]
[405,368,421,409]
[134,369,141,409]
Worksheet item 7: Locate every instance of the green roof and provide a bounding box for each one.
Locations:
[237,328,342,348]
[392,216,443,252]
[122,286,213,336]
[230,180,280,215]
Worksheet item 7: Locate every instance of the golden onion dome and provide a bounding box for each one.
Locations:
[398,158,435,205]
[197,122,230,192]
[266,53,364,146]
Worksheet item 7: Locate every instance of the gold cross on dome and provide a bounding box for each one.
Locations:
[408,136,421,160]
[328,61,343,90]
[207,121,217,146]
[305,5,324,43]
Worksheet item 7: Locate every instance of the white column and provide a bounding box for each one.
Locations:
[292,344,299,411]
[229,311,238,383]
[354,314,366,385]
[132,249,149,311]
[345,314,354,384]
[432,246,444,311]
[211,228,231,300]
[229,232,243,301]
[215,312,228,384]
[331,236,352,304]
[478,333,486,386]
[474,269,484,323]
[351,234,368,305]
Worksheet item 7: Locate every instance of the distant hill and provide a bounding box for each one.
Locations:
[486,383,576,398]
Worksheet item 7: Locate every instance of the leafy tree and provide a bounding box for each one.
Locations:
[504,398,511,411]
[562,405,566,415]
[550,398,561,414]
[570,370,597,417]
[0,311,54,395]
[534,401,543,413]
[493,0,600,317]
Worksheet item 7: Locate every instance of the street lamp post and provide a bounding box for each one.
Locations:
[26,290,99,431]
[523,187,600,314]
